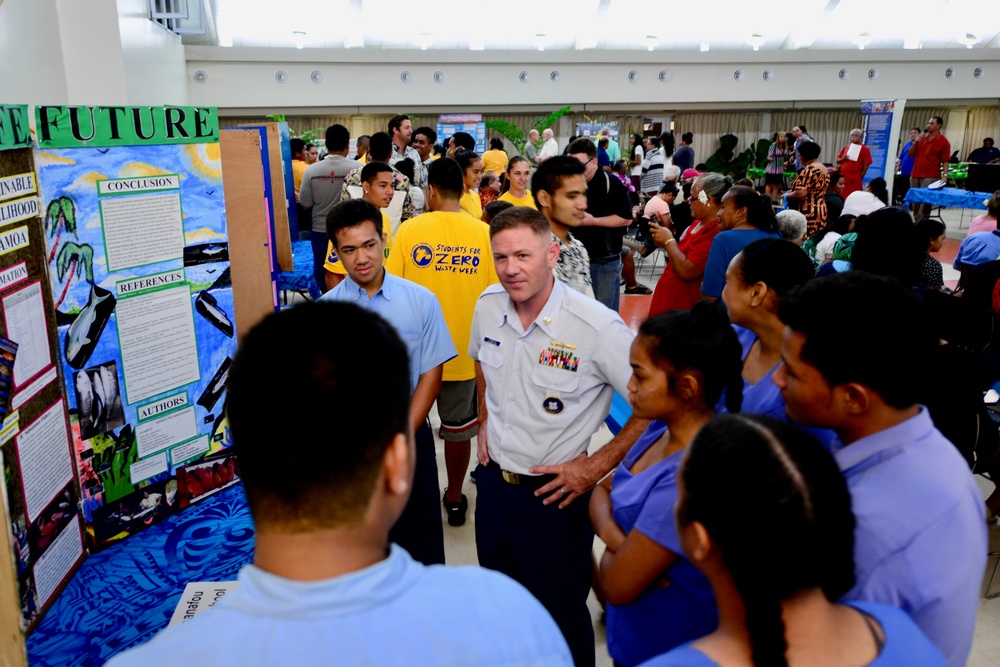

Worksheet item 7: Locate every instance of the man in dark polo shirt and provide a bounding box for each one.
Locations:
[566,138,632,311]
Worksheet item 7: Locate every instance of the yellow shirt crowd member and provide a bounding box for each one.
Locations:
[459,190,483,220]
[325,210,392,275]
[385,210,498,381]
[292,159,307,201]
[481,149,509,176]
[498,191,538,210]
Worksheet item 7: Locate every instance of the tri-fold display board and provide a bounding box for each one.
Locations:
[0,104,283,654]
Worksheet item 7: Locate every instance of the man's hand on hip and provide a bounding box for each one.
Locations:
[530,453,602,509]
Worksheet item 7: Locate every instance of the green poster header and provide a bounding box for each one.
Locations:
[36,105,219,148]
[0,105,32,151]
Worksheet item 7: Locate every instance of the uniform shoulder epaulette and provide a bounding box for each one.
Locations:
[560,290,617,332]
[477,283,508,302]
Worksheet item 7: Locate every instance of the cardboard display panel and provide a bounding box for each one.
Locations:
[0,104,82,645]
[219,130,277,340]
[238,123,293,272]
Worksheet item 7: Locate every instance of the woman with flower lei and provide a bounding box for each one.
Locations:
[646,173,733,317]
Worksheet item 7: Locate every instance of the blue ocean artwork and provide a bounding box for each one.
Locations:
[34,143,237,551]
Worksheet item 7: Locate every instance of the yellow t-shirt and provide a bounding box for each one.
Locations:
[325,210,392,275]
[385,210,498,381]
[460,190,483,221]
[498,191,538,210]
[481,149,509,176]
[292,159,307,200]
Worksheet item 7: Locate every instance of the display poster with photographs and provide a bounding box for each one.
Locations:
[0,103,84,634]
[35,105,237,555]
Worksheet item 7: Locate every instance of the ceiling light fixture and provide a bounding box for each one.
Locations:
[852,32,871,50]
[748,34,766,51]
[292,31,306,49]
[700,41,710,52]
[415,33,433,50]
[791,31,815,49]
[959,33,979,49]
[535,33,547,52]
[644,35,657,52]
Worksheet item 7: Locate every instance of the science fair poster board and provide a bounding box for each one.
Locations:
[0,104,83,643]
[33,105,238,554]
[437,114,487,154]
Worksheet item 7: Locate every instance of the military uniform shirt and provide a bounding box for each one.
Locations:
[469,280,634,474]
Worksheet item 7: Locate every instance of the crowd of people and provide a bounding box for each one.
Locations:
[108,117,999,667]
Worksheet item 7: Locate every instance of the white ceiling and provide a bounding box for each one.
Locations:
[188,0,1000,52]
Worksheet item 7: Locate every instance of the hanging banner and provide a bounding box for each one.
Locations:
[860,100,896,188]
[35,106,219,149]
[0,105,32,151]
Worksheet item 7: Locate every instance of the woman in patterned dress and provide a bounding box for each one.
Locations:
[786,142,829,236]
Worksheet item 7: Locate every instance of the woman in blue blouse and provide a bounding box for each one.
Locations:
[637,415,946,667]
[589,302,744,666]
[719,238,838,450]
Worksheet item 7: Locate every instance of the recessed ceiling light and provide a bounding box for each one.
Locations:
[748,34,766,51]
[852,32,872,50]
[292,31,306,49]
[535,33,547,52]
[644,35,657,52]
[700,41,710,52]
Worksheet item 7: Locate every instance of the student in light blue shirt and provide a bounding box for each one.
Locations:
[773,272,987,667]
[638,414,945,667]
[319,198,458,565]
[107,301,571,667]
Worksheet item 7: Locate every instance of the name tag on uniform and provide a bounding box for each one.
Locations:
[539,342,578,372]
[483,337,501,347]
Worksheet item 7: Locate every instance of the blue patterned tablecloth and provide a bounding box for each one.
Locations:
[27,485,254,667]
[904,187,991,210]
[277,240,319,297]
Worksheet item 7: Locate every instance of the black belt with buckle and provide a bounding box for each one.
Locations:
[487,461,556,488]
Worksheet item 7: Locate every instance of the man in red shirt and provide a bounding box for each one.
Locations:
[908,116,951,221]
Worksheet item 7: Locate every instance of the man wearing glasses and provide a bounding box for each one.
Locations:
[566,138,633,311]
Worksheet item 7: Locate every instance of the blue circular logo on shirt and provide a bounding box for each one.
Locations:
[543,397,564,415]
[412,244,434,267]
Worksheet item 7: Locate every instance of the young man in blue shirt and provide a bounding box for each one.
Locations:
[774,272,987,667]
[108,301,572,667]
[321,198,457,565]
